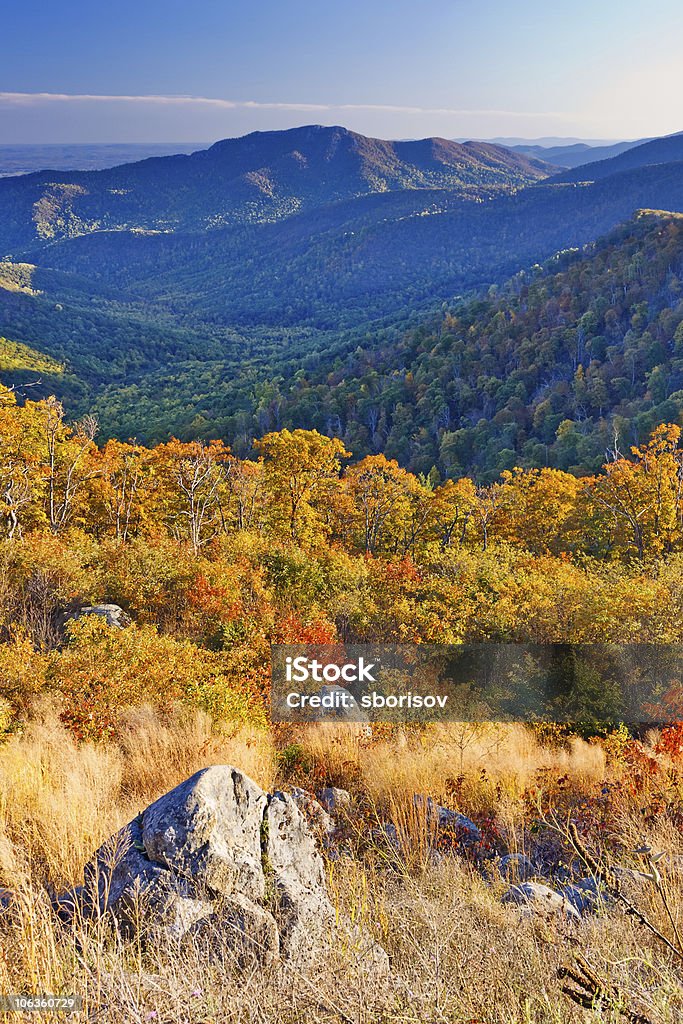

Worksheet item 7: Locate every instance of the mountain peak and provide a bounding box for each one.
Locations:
[0,124,552,247]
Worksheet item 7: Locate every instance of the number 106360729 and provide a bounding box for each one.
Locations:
[0,995,82,1012]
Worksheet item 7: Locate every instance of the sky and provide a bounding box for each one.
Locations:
[1,0,683,145]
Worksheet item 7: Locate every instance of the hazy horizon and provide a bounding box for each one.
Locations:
[0,132,632,148]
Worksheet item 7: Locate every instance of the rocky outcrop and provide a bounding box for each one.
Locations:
[414,795,482,848]
[141,766,267,899]
[69,604,132,629]
[57,765,346,963]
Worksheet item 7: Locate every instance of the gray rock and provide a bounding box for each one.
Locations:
[71,604,132,629]
[197,892,280,965]
[414,795,482,846]
[560,884,597,916]
[142,766,267,899]
[265,790,334,958]
[154,893,216,941]
[502,881,581,921]
[375,821,401,855]
[53,886,85,922]
[317,787,352,814]
[0,887,12,914]
[559,876,610,915]
[499,853,535,881]
[58,765,345,965]
[86,817,174,918]
[72,817,212,939]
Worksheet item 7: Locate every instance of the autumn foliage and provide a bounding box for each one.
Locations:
[2,383,683,737]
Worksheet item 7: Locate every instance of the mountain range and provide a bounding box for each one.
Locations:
[1,123,683,476]
[509,137,648,169]
[0,125,550,250]
[0,134,645,180]
[552,131,683,182]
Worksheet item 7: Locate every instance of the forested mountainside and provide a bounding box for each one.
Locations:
[0,157,682,401]
[236,212,683,479]
[510,138,646,169]
[0,125,550,250]
[2,128,683,479]
[3,211,683,480]
[554,132,683,183]
[90,158,683,326]
[6,140,683,336]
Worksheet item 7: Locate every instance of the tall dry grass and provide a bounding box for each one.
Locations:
[2,852,682,1022]
[287,721,605,798]
[1,709,682,1021]
[0,703,274,890]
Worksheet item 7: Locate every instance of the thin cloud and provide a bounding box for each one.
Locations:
[0,91,572,120]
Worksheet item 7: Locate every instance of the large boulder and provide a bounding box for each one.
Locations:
[141,766,267,899]
[59,766,338,963]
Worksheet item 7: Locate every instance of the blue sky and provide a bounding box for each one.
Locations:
[1,0,682,143]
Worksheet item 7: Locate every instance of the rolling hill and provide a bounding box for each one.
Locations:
[21,150,683,329]
[193,210,683,479]
[509,138,647,169]
[0,125,551,252]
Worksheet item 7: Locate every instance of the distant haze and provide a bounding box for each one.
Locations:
[0,143,207,178]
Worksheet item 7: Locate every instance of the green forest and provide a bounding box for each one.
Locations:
[3,211,683,480]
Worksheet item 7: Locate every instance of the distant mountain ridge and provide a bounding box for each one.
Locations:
[510,138,647,169]
[23,149,683,330]
[553,132,683,182]
[0,125,551,251]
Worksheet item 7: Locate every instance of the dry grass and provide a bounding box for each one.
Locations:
[287,721,605,795]
[2,854,682,1023]
[0,704,274,890]
[1,708,683,1022]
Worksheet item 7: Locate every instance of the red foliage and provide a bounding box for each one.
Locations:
[271,614,337,645]
[655,721,683,761]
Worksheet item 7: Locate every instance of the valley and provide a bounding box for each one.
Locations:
[2,126,683,478]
